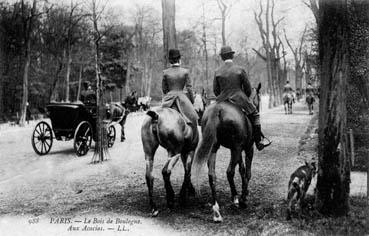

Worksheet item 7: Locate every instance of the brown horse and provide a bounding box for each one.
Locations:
[106,102,129,142]
[305,94,315,115]
[192,85,261,222]
[283,92,294,114]
[141,107,199,216]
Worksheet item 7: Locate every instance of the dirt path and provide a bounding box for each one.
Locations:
[0,102,317,235]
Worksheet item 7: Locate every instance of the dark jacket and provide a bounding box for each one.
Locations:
[283,83,293,93]
[306,85,314,95]
[162,65,198,126]
[213,61,256,115]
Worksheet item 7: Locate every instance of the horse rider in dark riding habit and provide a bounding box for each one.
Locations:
[213,46,271,151]
[306,82,314,96]
[161,49,199,144]
[283,80,293,94]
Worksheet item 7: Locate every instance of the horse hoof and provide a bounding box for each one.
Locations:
[232,195,240,208]
[213,215,223,223]
[212,202,223,223]
[151,209,159,217]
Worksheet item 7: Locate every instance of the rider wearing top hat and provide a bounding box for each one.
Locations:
[213,46,270,151]
[161,49,199,142]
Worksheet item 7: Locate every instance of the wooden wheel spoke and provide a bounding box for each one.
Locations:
[83,127,90,137]
[40,142,44,153]
[37,141,42,149]
[41,123,45,134]
[44,140,51,148]
[34,128,41,136]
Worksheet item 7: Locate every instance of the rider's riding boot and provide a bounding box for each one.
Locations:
[248,112,271,151]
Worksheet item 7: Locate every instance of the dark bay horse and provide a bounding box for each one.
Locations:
[106,102,129,142]
[306,94,315,115]
[141,106,199,216]
[192,84,261,222]
[283,92,294,114]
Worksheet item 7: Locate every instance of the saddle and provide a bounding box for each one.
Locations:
[162,95,193,125]
[225,98,248,117]
[171,99,192,125]
[224,98,268,141]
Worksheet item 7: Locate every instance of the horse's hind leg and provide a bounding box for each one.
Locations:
[290,103,292,114]
[179,150,196,206]
[145,152,159,217]
[162,152,181,209]
[227,147,242,208]
[142,122,159,216]
[242,147,254,200]
[208,147,223,222]
[119,113,127,142]
[238,152,247,208]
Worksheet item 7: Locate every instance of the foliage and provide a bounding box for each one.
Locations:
[347,0,369,170]
[0,0,290,121]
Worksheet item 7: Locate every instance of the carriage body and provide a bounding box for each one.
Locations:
[47,103,96,141]
[31,102,116,156]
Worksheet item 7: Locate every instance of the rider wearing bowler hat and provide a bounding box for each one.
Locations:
[213,46,271,150]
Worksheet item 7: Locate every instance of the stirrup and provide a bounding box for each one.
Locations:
[256,137,272,151]
[262,136,272,147]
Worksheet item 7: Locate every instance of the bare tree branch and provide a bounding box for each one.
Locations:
[252,48,267,61]
[303,0,319,25]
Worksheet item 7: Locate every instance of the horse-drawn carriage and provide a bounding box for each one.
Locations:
[31,102,116,156]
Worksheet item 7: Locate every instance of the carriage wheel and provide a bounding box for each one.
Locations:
[107,125,116,148]
[74,121,92,156]
[31,121,53,155]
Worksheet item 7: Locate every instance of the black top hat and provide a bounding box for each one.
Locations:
[220,45,235,55]
[168,49,181,60]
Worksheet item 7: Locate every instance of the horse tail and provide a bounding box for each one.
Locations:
[146,110,161,143]
[290,178,301,200]
[192,111,219,194]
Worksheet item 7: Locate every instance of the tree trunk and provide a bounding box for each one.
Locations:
[316,0,350,215]
[125,59,131,96]
[19,0,37,126]
[147,68,153,97]
[65,47,72,102]
[0,29,4,120]
[19,40,30,126]
[91,0,108,163]
[204,45,209,91]
[76,64,83,101]
[201,1,209,93]
[266,53,273,108]
[295,64,303,92]
[221,12,226,46]
[50,60,63,101]
[162,0,177,67]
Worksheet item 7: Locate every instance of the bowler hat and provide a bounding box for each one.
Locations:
[220,45,235,55]
[168,49,181,60]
